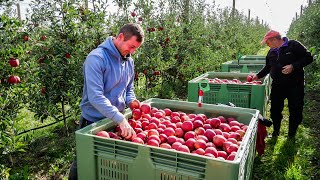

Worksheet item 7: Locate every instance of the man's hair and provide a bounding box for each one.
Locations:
[274,35,282,40]
[119,23,144,43]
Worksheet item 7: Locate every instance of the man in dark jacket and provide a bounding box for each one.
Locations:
[253,30,313,138]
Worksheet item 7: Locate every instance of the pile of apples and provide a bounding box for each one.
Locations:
[204,74,262,85]
[95,100,249,161]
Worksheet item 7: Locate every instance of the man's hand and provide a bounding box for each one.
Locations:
[252,74,259,81]
[119,119,136,139]
[282,64,294,74]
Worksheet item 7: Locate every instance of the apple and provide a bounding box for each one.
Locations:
[108,132,119,139]
[241,125,248,132]
[226,152,236,161]
[227,117,237,123]
[159,134,168,143]
[170,112,180,118]
[194,115,204,122]
[140,103,151,114]
[153,112,164,119]
[131,11,136,17]
[205,147,218,157]
[96,130,110,138]
[188,114,196,119]
[136,132,147,142]
[236,129,246,137]
[194,148,205,155]
[167,135,177,145]
[196,135,208,143]
[132,109,142,120]
[181,121,193,132]
[160,143,172,149]
[222,132,230,139]
[184,131,196,141]
[217,151,228,159]
[185,138,196,150]
[134,128,143,134]
[226,144,239,154]
[204,129,216,141]
[40,87,46,94]
[128,119,137,128]
[147,139,159,147]
[194,127,205,135]
[40,35,47,41]
[217,116,227,123]
[129,99,141,110]
[222,141,233,151]
[9,58,19,67]
[180,115,190,122]
[148,129,159,137]
[194,139,207,150]
[203,124,212,130]
[229,132,241,141]
[150,107,159,115]
[176,122,182,128]
[230,126,241,132]
[141,114,151,121]
[210,118,221,128]
[23,35,29,41]
[7,75,20,84]
[171,116,181,123]
[247,74,253,82]
[213,135,227,147]
[132,137,144,144]
[65,53,71,59]
[163,108,172,116]
[177,145,190,153]
[167,123,177,129]
[174,128,184,138]
[176,138,185,145]
[150,117,160,126]
[146,122,158,130]
[141,121,149,130]
[220,123,231,132]
[204,153,215,158]
[154,71,161,76]
[161,120,171,127]
[229,120,241,127]
[193,120,203,129]
[227,137,238,144]
[148,135,161,144]
[172,142,182,150]
[213,129,223,135]
[158,124,166,129]
[206,142,215,148]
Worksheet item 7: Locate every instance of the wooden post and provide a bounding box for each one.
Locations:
[232,0,236,16]
[248,9,251,21]
[16,3,21,20]
[85,0,88,10]
[300,5,303,16]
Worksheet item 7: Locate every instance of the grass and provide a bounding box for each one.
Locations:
[1,90,319,180]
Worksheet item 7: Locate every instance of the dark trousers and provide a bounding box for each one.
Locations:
[270,83,305,137]
[68,117,93,180]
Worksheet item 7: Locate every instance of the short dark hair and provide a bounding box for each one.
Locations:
[119,23,144,43]
[274,35,282,40]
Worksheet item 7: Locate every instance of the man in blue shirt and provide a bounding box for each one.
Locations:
[253,30,313,139]
[69,23,144,180]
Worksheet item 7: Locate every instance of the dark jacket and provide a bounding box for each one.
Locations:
[257,37,313,86]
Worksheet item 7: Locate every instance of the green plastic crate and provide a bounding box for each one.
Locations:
[240,55,265,61]
[188,72,269,116]
[76,98,259,180]
[221,60,265,73]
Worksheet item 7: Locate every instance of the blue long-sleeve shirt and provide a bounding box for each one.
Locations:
[80,37,136,123]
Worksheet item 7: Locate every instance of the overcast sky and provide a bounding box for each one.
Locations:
[15,0,310,36]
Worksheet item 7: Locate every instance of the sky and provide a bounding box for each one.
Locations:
[13,0,310,36]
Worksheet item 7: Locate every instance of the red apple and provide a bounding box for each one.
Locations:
[132,109,142,120]
[226,144,239,154]
[131,11,136,17]
[132,137,144,144]
[180,115,190,122]
[140,103,151,114]
[185,138,196,150]
[153,112,164,119]
[147,139,159,147]
[9,58,19,67]
[203,124,212,130]
[204,129,216,141]
[222,132,230,139]
[146,122,158,130]
[141,121,149,130]
[171,116,181,123]
[142,114,152,121]
[229,120,241,127]
[204,147,218,157]
[150,107,158,115]
[193,120,204,129]
[210,118,221,128]
[159,134,168,143]
[194,148,205,155]
[229,132,241,141]
[65,53,71,59]
[7,75,20,84]
[220,123,231,132]
[167,135,177,145]
[213,129,223,135]
[195,127,205,135]
[129,99,141,110]
[148,129,159,137]
[160,143,171,149]
[177,145,190,153]
[40,35,47,41]
[163,127,175,137]
[213,135,227,147]
[184,131,196,141]
[150,117,160,126]
[181,121,194,132]
[176,122,182,128]
[171,112,180,118]
[246,74,253,82]
[227,117,237,123]
[157,128,164,134]
[241,125,248,132]
[172,142,182,150]
[136,132,147,141]
[134,128,143,134]
[217,116,227,123]
[163,108,172,116]
[96,130,110,138]
[217,151,228,159]
[194,115,204,122]
[148,135,161,144]
[174,128,184,138]
[167,123,177,129]
[222,141,233,151]
[196,135,209,143]
[206,142,215,148]
[23,35,29,41]
[230,126,241,132]
[194,139,207,150]
[188,114,196,119]
[226,152,236,161]
[236,129,246,137]
[204,153,215,158]
[176,138,185,145]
